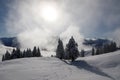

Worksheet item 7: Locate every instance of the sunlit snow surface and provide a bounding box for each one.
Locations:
[0,48,120,80]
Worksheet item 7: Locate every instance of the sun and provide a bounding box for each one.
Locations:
[41,5,59,22]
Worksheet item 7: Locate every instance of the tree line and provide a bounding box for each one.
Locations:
[92,41,118,56]
[2,36,118,62]
[2,46,42,61]
[56,36,118,61]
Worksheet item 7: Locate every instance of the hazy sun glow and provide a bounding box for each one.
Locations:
[41,5,59,22]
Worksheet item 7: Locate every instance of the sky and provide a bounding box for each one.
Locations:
[0,0,120,49]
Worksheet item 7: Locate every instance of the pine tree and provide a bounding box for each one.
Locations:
[22,50,26,57]
[92,48,95,56]
[112,42,117,51]
[65,36,79,61]
[4,51,11,60]
[81,49,85,57]
[11,49,16,59]
[56,39,64,59]
[16,48,21,58]
[2,55,5,61]
[26,48,32,57]
[96,48,100,55]
[32,46,37,57]
[37,47,41,57]
[103,44,109,53]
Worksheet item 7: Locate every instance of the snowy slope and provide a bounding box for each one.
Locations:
[0,50,120,80]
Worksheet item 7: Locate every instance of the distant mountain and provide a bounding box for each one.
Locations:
[0,37,112,48]
[0,37,19,47]
[83,38,111,48]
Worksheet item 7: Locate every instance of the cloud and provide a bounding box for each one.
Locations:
[60,25,84,50]
[5,0,120,50]
[5,0,85,50]
[110,28,120,45]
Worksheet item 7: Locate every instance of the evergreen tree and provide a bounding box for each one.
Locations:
[2,55,5,61]
[112,42,117,51]
[22,50,26,57]
[11,49,16,59]
[96,48,100,55]
[92,48,95,56]
[65,36,79,61]
[81,49,85,57]
[36,47,41,57]
[16,48,21,58]
[26,48,32,57]
[103,44,109,53]
[103,41,117,54]
[56,39,64,59]
[32,46,37,57]
[4,51,11,60]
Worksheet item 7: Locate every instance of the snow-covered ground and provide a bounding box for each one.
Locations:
[0,50,120,80]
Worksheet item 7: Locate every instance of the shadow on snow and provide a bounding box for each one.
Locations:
[62,60,115,80]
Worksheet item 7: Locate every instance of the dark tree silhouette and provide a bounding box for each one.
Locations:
[36,47,41,57]
[4,51,11,60]
[92,48,95,56]
[56,39,64,59]
[65,36,79,61]
[96,48,100,55]
[2,55,5,61]
[81,49,85,57]
[2,46,42,61]
[32,46,37,57]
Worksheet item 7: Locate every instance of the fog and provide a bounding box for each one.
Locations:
[5,0,120,50]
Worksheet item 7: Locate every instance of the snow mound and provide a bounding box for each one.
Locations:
[0,51,120,80]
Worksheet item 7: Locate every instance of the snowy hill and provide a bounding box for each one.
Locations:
[0,50,120,80]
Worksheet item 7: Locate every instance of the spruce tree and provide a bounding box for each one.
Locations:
[96,48,100,55]
[11,49,16,59]
[56,39,64,59]
[4,51,11,60]
[32,46,37,57]
[26,48,32,57]
[37,47,41,57]
[22,50,26,57]
[65,36,79,61]
[2,55,5,61]
[92,48,95,56]
[16,48,21,58]
[81,49,85,57]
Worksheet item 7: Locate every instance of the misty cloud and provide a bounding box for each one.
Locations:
[4,0,120,50]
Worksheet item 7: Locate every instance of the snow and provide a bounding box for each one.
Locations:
[0,50,120,80]
[0,43,120,80]
[41,51,55,57]
[0,44,13,59]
